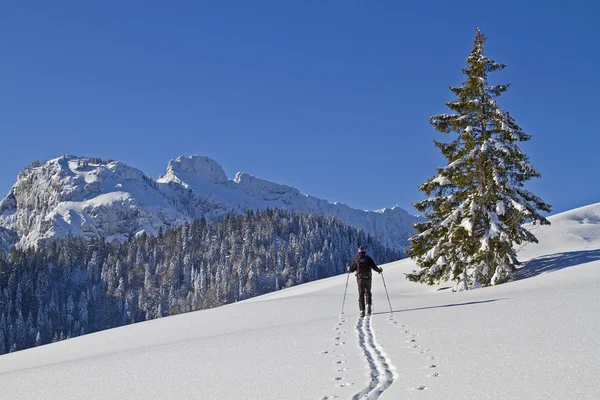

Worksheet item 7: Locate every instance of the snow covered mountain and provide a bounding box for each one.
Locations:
[1,203,598,400]
[0,155,420,250]
[0,156,188,249]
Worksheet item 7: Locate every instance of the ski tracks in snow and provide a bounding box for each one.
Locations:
[351,315,396,400]
[320,313,395,400]
[321,312,444,399]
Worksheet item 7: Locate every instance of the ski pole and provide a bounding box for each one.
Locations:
[341,270,351,315]
[380,271,393,314]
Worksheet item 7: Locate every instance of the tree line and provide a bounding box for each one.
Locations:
[0,209,401,354]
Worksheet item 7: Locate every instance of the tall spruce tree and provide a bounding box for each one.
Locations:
[407,29,551,290]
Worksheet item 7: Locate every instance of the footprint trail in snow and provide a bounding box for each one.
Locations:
[320,314,354,399]
[387,313,445,392]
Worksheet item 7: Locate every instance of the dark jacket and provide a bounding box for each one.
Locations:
[349,254,381,279]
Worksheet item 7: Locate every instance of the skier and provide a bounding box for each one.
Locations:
[348,246,383,317]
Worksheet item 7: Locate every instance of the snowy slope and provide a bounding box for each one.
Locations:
[1,204,599,400]
[518,202,600,259]
[0,155,420,250]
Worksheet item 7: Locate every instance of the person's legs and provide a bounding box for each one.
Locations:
[358,279,366,314]
[365,279,372,314]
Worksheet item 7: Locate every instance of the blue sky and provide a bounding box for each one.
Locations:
[1,0,598,214]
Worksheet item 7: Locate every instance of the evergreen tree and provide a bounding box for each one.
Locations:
[66,295,74,334]
[407,29,551,290]
[15,313,26,350]
[26,311,35,347]
[79,292,89,327]
[35,268,49,304]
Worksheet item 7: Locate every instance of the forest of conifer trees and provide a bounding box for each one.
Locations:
[0,209,401,354]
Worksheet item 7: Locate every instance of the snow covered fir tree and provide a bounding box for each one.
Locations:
[0,209,400,354]
[406,29,551,290]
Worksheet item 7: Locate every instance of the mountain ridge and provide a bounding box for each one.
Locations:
[0,154,421,250]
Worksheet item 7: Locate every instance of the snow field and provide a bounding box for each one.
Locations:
[1,203,599,399]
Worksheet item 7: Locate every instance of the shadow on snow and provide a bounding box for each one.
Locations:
[369,250,600,316]
[515,249,600,280]
[372,298,506,315]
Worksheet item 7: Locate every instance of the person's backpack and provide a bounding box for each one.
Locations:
[356,255,372,279]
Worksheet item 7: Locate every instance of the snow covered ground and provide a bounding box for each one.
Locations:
[1,203,599,399]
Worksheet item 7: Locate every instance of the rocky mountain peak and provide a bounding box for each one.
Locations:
[160,155,228,186]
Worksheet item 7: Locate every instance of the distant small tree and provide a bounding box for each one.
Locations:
[0,329,5,355]
[66,295,74,333]
[79,292,89,327]
[15,313,26,350]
